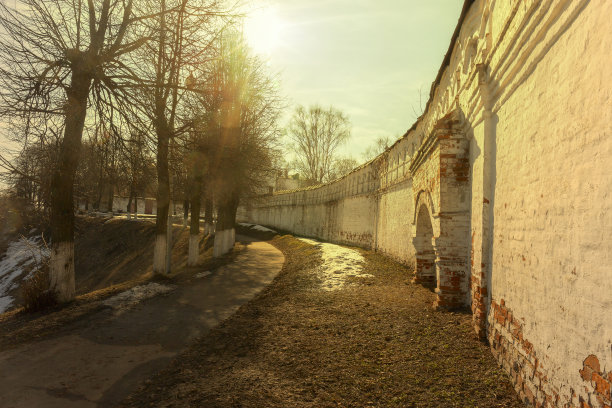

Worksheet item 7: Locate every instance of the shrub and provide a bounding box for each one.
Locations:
[22,258,57,312]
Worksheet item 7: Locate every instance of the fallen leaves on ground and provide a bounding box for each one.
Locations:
[120,235,523,408]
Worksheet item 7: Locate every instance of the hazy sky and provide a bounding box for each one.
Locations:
[244,0,464,161]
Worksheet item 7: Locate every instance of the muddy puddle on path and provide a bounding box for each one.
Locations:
[298,238,374,291]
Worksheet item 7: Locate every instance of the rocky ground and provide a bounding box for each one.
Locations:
[120,234,523,408]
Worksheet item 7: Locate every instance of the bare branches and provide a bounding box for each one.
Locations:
[411,84,426,121]
[362,135,392,161]
[287,104,351,184]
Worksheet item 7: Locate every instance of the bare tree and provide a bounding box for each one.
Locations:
[410,84,426,121]
[122,130,155,216]
[287,104,351,185]
[214,33,283,256]
[362,135,392,161]
[1,119,62,213]
[328,156,359,180]
[186,31,283,258]
[0,0,158,302]
[184,108,216,265]
[126,0,231,274]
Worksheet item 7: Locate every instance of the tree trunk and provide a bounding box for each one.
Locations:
[153,123,171,275]
[94,190,101,211]
[213,194,238,258]
[126,189,133,220]
[107,185,114,213]
[127,188,133,213]
[204,192,213,236]
[95,162,104,210]
[188,181,201,266]
[49,70,91,303]
[183,199,189,227]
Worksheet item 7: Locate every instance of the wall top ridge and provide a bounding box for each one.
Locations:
[267,1,479,200]
[268,151,387,197]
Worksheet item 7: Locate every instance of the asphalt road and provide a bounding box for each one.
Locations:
[0,236,284,408]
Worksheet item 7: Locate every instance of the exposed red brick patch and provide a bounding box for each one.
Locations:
[488,299,612,408]
[584,355,600,373]
[580,365,594,382]
[577,354,612,408]
[593,372,610,397]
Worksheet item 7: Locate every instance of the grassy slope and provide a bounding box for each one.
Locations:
[0,216,216,349]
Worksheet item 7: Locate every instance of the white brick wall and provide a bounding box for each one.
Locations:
[248,1,611,406]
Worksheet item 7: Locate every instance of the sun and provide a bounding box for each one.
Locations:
[243,6,284,56]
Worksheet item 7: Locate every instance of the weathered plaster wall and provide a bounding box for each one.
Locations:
[249,165,379,248]
[483,1,612,407]
[376,180,415,263]
[248,1,611,407]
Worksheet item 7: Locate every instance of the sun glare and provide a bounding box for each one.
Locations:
[244,7,284,56]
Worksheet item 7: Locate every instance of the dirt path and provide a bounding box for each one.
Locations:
[0,236,284,408]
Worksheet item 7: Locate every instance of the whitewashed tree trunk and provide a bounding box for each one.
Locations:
[153,234,167,273]
[47,68,92,303]
[213,229,225,257]
[214,196,237,257]
[222,229,231,254]
[188,234,199,266]
[213,228,236,257]
[49,242,75,303]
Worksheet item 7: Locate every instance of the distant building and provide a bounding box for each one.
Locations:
[77,196,186,216]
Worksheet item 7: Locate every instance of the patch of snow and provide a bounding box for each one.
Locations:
[195,271,211,279]
[103,283,175,311]
[238,223,277,233]
[0,295,14,314]
[0,236,50,314]
[298,238,374,291]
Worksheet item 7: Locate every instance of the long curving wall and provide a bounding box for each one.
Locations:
[246,1,612,407]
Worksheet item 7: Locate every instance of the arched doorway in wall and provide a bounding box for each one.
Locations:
[409,109,471,310]
[413,204,436,287]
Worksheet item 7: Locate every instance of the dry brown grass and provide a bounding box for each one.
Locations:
[21,263,57,312]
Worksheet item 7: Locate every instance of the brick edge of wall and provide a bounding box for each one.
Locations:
[488,299,611,408]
